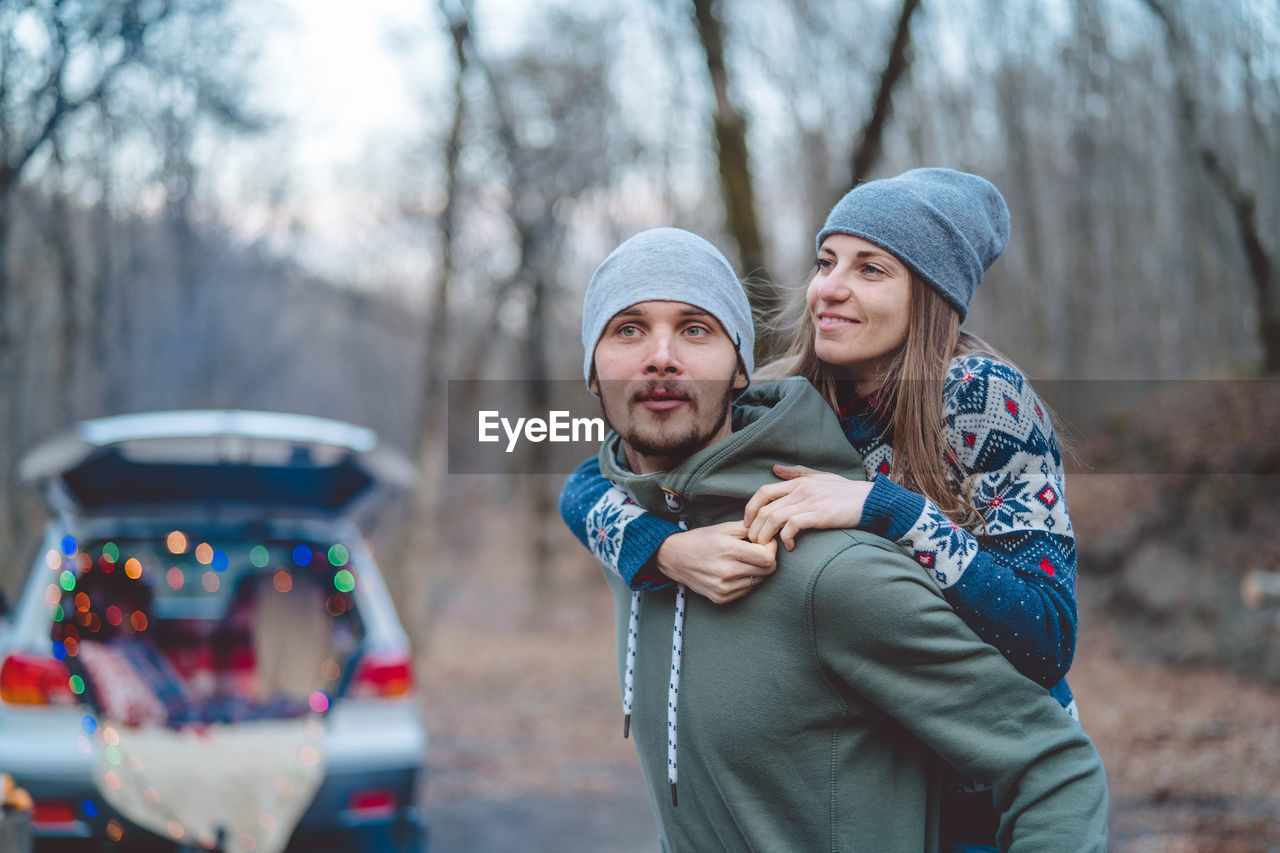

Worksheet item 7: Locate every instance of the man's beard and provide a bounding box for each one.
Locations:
[598,377,738,462]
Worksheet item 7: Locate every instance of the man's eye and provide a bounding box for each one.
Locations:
[617,325,641,337]
[685,325,710,337]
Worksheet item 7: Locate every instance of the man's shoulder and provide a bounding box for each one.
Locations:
[793,531,973,657]
[782,527,925,588]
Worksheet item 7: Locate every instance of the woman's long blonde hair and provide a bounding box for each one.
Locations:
[757,271,998,532]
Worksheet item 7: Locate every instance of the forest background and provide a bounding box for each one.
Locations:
[1,0,1278,849]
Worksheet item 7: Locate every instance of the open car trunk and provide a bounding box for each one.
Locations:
[17,411,418,852]
[50,534,367,852]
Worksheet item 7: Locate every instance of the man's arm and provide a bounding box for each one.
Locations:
[558,456,680,589]
[810,535,1108,852]
[559,456,777,598]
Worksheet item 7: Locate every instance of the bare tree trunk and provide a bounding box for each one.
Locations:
[1141,0,1280,374]
[482,81,558,626]
[522,262,556,626]
[993,66,1052,373]
[0,187,21,571]
[52,199,79,421]
[690,0,764,276]
[399,0,473,651]
[847,0,923,189]
[688,0,781,358]
[49,142,81,423]
[91,133,118,414]
[1202,149,1278,372]
[413,7,469,457]
[0,187,43,586]
[1063,0,1107,377]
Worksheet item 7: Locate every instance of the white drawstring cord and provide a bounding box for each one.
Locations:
[667,583,686,807]
[623,591,640,738]
[620,584,685,807]
[621,511,688,809]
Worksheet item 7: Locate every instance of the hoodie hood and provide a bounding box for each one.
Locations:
[598,377,867,526]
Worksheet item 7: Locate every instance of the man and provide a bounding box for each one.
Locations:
[575,227,1108,852]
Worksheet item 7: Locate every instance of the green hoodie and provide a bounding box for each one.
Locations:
[597,377,1107,852]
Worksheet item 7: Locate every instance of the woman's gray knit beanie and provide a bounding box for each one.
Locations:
[816,168,1010,320]
[582,227,754,385]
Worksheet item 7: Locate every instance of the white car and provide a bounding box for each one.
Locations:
[0,411,427,852]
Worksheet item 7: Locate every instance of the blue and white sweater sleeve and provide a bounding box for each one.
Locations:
[858,355,1077,688]
[558,456,681,590]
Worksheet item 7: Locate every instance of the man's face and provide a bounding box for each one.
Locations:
[590,300,748,475]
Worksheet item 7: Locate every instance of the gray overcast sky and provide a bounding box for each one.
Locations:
[238,1,535,283]
[263,1,428,180]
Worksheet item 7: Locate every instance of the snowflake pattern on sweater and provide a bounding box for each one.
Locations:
[585,489,647,576]
[869,355,1074,584]
[561,460,681,590]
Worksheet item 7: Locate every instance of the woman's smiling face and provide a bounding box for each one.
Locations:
[806,233,912,391]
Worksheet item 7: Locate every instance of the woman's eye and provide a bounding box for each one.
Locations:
[862,264,886,277]
[816,257,834,272]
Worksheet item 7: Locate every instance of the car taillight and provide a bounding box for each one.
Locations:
[32,799,79,829]
[0,653,77,706]
[349,651,413,699]
[346,788,397,820]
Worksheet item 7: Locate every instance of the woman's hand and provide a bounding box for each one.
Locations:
[744,464,872,551]
[655,521,778,604]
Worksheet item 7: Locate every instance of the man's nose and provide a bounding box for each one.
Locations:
[643,332,681,374]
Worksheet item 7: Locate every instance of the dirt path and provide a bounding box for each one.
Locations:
[414,544,655,851]
[1069,613,1280,852]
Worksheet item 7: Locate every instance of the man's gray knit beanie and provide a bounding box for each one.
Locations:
[581,227,754,385]
[816,167,1010,320]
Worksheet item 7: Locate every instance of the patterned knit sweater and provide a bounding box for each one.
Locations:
[559,353,1077,692]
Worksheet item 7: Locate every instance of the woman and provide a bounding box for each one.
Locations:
[560,168,1078,851]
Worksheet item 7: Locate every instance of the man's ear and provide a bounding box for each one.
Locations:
[732,350,747,391]
[588,363,599,397]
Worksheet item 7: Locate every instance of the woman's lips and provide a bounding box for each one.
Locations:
[815,313,861,331]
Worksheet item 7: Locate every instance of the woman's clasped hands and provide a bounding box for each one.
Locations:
[745,464,872,551]
[653,463,872,602]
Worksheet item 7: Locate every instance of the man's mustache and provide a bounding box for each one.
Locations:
[630,380,694,404]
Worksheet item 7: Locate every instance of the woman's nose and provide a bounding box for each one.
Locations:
[816,268,851,302]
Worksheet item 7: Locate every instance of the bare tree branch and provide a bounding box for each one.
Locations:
[690,0,765,276]
[1141,0,1280,374]
[848,0,922,189]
